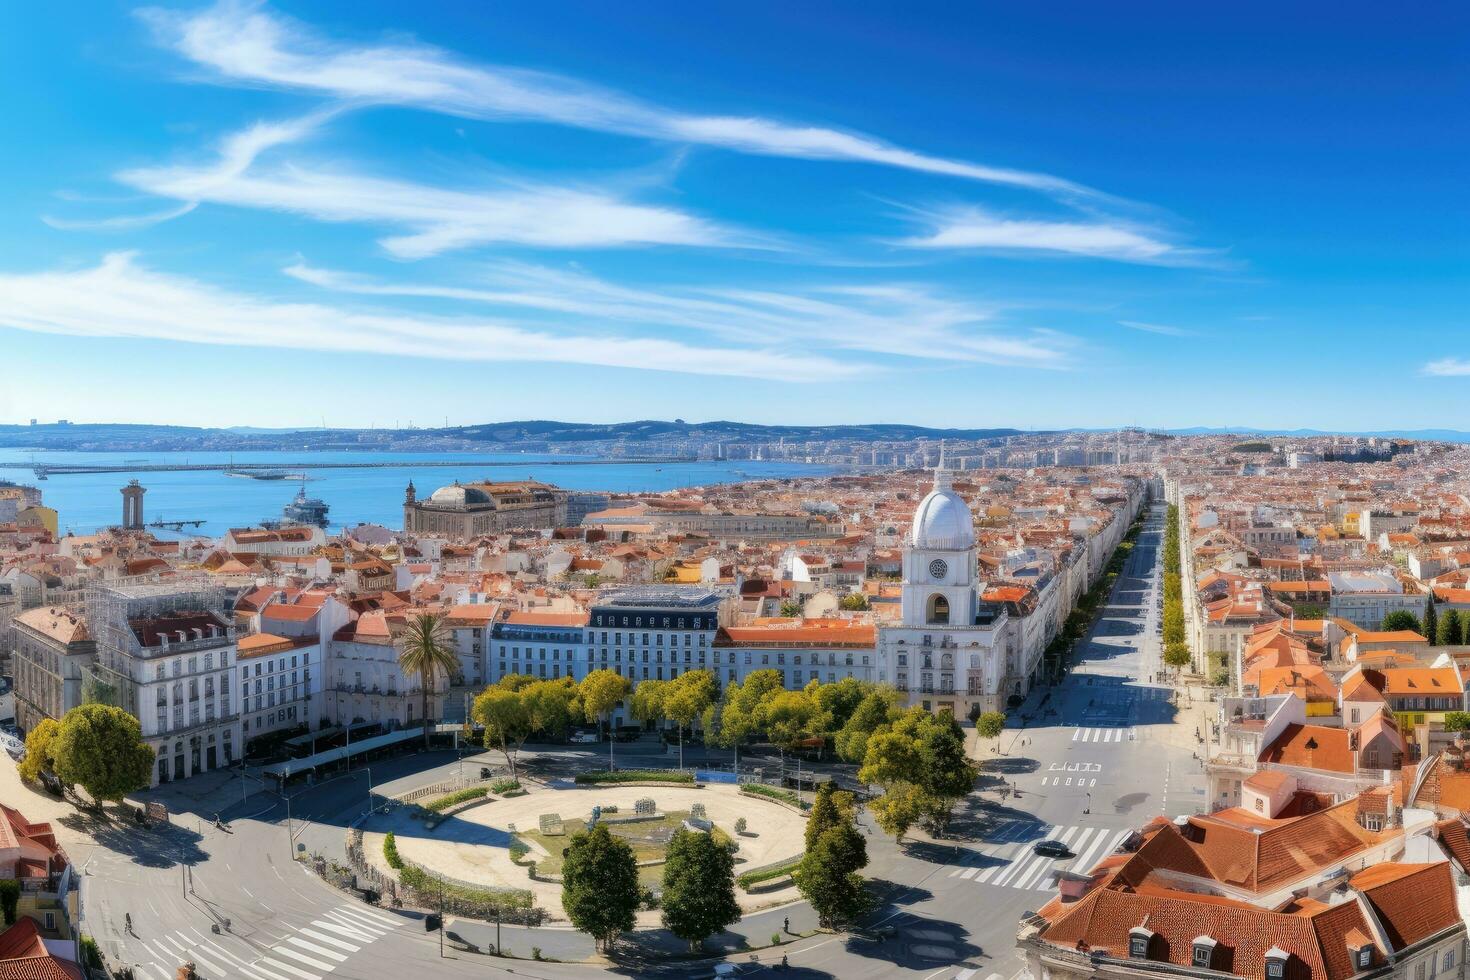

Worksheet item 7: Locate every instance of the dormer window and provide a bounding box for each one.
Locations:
[1193,936,1218,969]
[1354,944,1375,969]
[1129,926,1155,960]
[1266,946,1290,979]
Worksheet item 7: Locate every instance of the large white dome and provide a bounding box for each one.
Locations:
[911,477,975,551]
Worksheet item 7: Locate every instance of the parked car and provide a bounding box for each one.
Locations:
[569,730,600,744]
[1032,839,1073,858]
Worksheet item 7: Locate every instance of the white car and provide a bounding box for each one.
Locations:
[569,731,600,744]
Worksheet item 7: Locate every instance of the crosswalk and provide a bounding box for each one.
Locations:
[1039,776,1097,788]
[947,824,1132,892]
[1071,727,1132,743]
[128,904,403,980]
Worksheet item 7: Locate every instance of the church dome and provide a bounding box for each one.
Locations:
[910,472,975,551]
[428,483,491,508]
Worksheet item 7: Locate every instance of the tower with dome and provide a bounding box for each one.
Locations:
[879,449,1012,718]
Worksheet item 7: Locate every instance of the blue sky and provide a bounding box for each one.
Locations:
[1,1,1466,431]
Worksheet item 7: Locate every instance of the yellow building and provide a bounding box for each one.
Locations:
[17,505,57,536]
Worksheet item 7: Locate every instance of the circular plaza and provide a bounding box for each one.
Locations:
[359,781,807,924]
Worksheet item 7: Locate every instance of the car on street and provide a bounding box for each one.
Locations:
[1032,839,1073,858]
[568,730,600,744]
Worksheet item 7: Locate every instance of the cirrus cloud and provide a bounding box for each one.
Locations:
[0,252,857,382]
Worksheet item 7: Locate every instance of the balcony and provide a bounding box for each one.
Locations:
[1204,752,1256,774]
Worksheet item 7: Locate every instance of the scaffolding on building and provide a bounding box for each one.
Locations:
[84,582,231,716]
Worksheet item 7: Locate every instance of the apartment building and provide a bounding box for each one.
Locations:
[10,607,93,733]
[712,620,876,689]
[585,587,729,686]
[85,584,240,785]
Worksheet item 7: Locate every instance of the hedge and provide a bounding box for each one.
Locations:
[740,784,808,809]
[737,859,801,890]
[383,831,404,870]
[573,769,694,785]
[398,863,534,910]
[424,786,489,812]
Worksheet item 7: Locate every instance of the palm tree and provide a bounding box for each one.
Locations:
[397,612,459,750]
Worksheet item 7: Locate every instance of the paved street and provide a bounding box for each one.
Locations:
[52,501,1203,980]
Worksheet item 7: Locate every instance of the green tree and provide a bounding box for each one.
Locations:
[17,718,60,784]
[523,677,580,741]
[975,711,1006,752]
[835,689,897,764]
[859,708,975,838]
[396,612,459,749]
[1426,601,1439,647]
[778,599,803,618]
[660,828,740,952]
[797,816,869,929]
[1437,609,1463,647]
[1380,610,1424,635]
[838,593,870,611]
[712,669,782,771]
[471,682,532,780]
[51,704,153,805]
[764,688,816,770]
[805,781,854,850]
[578,669,631,770]
[1444,711,1470,733]
[630,678,669,731]
[809,677,868,745]
[561,824,641,953]
[0,880,17,925]
[1164,642,1192,672]
[664,670,718,770]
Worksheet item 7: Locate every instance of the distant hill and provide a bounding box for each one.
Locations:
[0,419,1043,451]
[436,419,1041,444]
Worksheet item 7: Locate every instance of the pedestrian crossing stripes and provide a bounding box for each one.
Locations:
[1039,776,1097,788]
[947,825,1132,893]
[129,905,403,980]
[1071,727,1131,743]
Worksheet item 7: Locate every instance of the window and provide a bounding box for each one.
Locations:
[1129,935,1150,959]
[1416,961,1427,980]
[1267,960,1285,978]
[1443,950,1456,973]
[1193,943,1214,969]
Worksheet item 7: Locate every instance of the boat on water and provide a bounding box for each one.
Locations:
[263,485,331,528]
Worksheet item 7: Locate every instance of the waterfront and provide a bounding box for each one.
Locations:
[0,450,837,537]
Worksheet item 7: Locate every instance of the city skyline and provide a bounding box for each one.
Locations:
[2,2,1466,430]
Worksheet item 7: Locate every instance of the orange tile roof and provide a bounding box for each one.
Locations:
[1261,724,1355,774]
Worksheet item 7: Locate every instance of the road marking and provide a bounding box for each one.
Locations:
[258,956,321,980]
[272,944,337,971]
[334,905,399,929]
[287,936,347,962]
[311,919,371,942]
[298,928,359,952]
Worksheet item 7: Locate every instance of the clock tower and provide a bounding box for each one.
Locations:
[880,447,1011,717]
[900,455,979,627]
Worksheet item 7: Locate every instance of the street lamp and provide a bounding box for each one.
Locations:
[1084,792,1092,815]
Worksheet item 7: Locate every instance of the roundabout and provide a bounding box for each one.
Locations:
[359,781,808,923]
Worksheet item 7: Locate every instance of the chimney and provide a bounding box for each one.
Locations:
[176,630,188,643]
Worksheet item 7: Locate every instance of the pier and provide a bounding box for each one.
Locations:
[0,456,697,478]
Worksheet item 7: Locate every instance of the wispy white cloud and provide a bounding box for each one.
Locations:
[114,114,745,258]
[139,0,1102,200]
[1117,320,1195,337]
[0,252,857,382]
[287,259,1077,369]
[41,202,199,231]
[1423,358,1470,377]
[897,207,1207,265]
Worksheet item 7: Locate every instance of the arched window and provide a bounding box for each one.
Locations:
[927,594,950,625]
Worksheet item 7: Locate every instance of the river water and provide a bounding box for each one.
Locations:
[0,449,836,538]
